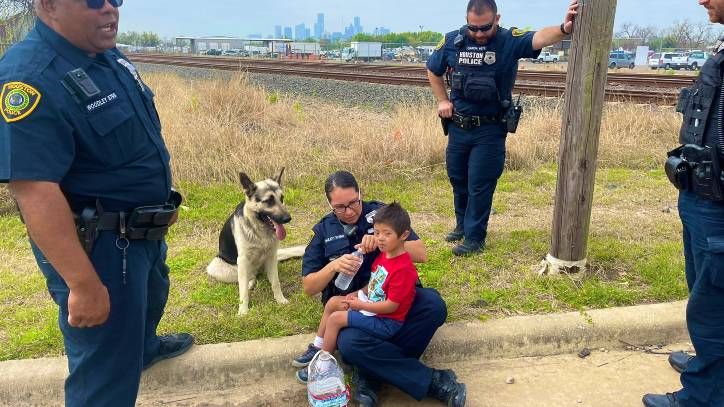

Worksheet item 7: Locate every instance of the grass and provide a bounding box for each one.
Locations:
[0,72,689,361]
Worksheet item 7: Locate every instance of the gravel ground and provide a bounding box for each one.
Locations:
[136,62,438,111]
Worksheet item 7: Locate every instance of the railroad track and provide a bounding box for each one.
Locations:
[129,54,685,105]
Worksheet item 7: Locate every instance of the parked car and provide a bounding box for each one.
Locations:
[651,52,686,70]
[608,52,635,69]
[205,48,222,56]
[536,51,560,63]
[687,50,710,70]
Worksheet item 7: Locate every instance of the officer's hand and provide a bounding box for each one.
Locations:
[67,279,110,328]
[335,254,363,276]
[562,0,579,34]
[437,100,454,118]
[355,235,378,254]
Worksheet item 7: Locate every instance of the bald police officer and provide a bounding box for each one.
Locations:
[427,0,579,256]
[644,1,724,406]
[1,1,192,405]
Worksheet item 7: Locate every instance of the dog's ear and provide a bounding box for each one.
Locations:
[239,172,257,197]
[274,167,285,186]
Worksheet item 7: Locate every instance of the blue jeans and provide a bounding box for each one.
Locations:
[32,232,170,407]
[446,125,506,244]
[337,287,448,400]
[677,191,724,406]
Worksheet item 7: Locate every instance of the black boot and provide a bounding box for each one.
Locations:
[428,369,466,407]
[668,351,694,373]
[445,228,464,242]
[642,392,680,407]
[452,240,483,256]
[352,367,379,407]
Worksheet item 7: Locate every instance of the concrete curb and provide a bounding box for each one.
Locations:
[0,301,688,406]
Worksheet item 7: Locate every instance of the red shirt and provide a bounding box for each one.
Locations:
[367,251,418,322]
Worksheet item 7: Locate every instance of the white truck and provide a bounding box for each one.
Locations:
[536,51,560,63]
[342,42,383,61]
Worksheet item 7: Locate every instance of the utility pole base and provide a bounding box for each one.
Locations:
[537,253,587,279]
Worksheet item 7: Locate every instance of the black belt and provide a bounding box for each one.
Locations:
[451,113,500,130]
[75,204,177,241]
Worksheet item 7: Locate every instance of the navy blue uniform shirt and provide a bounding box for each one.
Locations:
[0,20,171,212]
[427,27,540,123]
[302,201,420,302]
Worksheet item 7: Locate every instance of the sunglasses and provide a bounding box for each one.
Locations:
[86,0,123,9]
[466,22,495,33]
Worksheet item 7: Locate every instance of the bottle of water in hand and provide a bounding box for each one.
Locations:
[334,250,363,290]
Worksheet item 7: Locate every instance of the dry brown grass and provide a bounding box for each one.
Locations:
[0,72,681,212]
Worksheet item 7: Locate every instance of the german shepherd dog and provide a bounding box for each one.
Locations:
[206,169,305,316]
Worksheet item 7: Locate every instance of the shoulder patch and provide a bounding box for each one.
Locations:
[511,27,529,37]
[1,82,41,123]
[435,38,445,50]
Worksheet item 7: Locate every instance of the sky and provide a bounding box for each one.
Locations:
[117,0,717,39]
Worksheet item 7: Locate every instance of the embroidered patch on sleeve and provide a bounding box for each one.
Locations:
[1,82,41,123]
[511,27,529,37]
[435,38,445,50]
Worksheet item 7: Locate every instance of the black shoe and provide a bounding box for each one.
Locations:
[642,392,679,407]
[352,367,379,407]
[292,343,321,368]
[452,240,483,257]
[295,367,308,384]
[143,333,194,370]
[428,369,466,407]
[445,228,464,242]
[668,351,694,374]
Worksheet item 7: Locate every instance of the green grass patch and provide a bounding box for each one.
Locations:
[0,166,688,361]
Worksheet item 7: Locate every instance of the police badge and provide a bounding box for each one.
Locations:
[484,51,496,65]
[1,81,41,123]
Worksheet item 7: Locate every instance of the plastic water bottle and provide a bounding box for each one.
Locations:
[334,250,363,290]
[307,350,349,407]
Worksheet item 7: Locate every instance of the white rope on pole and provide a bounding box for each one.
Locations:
[537,253,587,279]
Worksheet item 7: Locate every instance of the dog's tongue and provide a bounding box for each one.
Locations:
[273,221,287,241]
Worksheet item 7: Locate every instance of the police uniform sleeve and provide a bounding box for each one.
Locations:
[0,78,74,183]
[302,224,328,277]
[407,227,420,241]
[509,28,541,60]
[426,37,449,76]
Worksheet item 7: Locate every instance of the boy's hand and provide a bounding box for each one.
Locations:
[345,292,358,301]
[355,234,378,254]
[342,298,364,311]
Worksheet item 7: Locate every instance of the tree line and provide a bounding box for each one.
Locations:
[615,20,723,51]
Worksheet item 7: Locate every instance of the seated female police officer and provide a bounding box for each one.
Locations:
[294,171,466,407]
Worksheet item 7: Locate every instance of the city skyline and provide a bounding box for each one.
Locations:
[118,1,718,40]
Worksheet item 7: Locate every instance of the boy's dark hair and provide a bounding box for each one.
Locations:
[373,202,411,236]
[324,171,359,201]
[467,0,497,15]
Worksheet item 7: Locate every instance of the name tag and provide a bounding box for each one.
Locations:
[86,92,118,113]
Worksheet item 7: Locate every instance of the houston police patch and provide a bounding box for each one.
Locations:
[1,82,41,123]
[511,27,529,37]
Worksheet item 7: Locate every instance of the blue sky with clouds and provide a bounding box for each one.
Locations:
[117,1,717,39]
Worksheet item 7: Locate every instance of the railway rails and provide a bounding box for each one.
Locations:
[129,53,687,105]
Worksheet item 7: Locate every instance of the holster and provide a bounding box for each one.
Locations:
[76,207,99,255]
[502,104,523,134]
[665,146,691,191]
[441,117,451,136]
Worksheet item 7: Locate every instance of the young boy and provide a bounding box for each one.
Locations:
[293,202,419,365]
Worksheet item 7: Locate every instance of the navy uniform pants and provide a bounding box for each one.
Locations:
[337,287,447,400]
[677,191,724,406]
[446,125,506,244]
[31,232,170,407]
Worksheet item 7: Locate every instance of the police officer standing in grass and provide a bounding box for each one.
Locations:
[427,0,579,256]
[644,1,724,405]
[0,0,192,405]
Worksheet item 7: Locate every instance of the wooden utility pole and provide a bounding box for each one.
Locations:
[540,0,618,277]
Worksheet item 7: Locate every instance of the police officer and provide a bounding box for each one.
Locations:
[427,0,579,256]
[1,1,192,405]
[294,171,466,407]
[644,1,724,405]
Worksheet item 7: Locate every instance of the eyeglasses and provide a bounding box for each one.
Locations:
[466,22,495,33]
[86,0,123,9]
[329,193,362,214]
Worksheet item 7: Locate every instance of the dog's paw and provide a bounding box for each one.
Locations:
[237,305,249,316]
[275,297,290,305]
